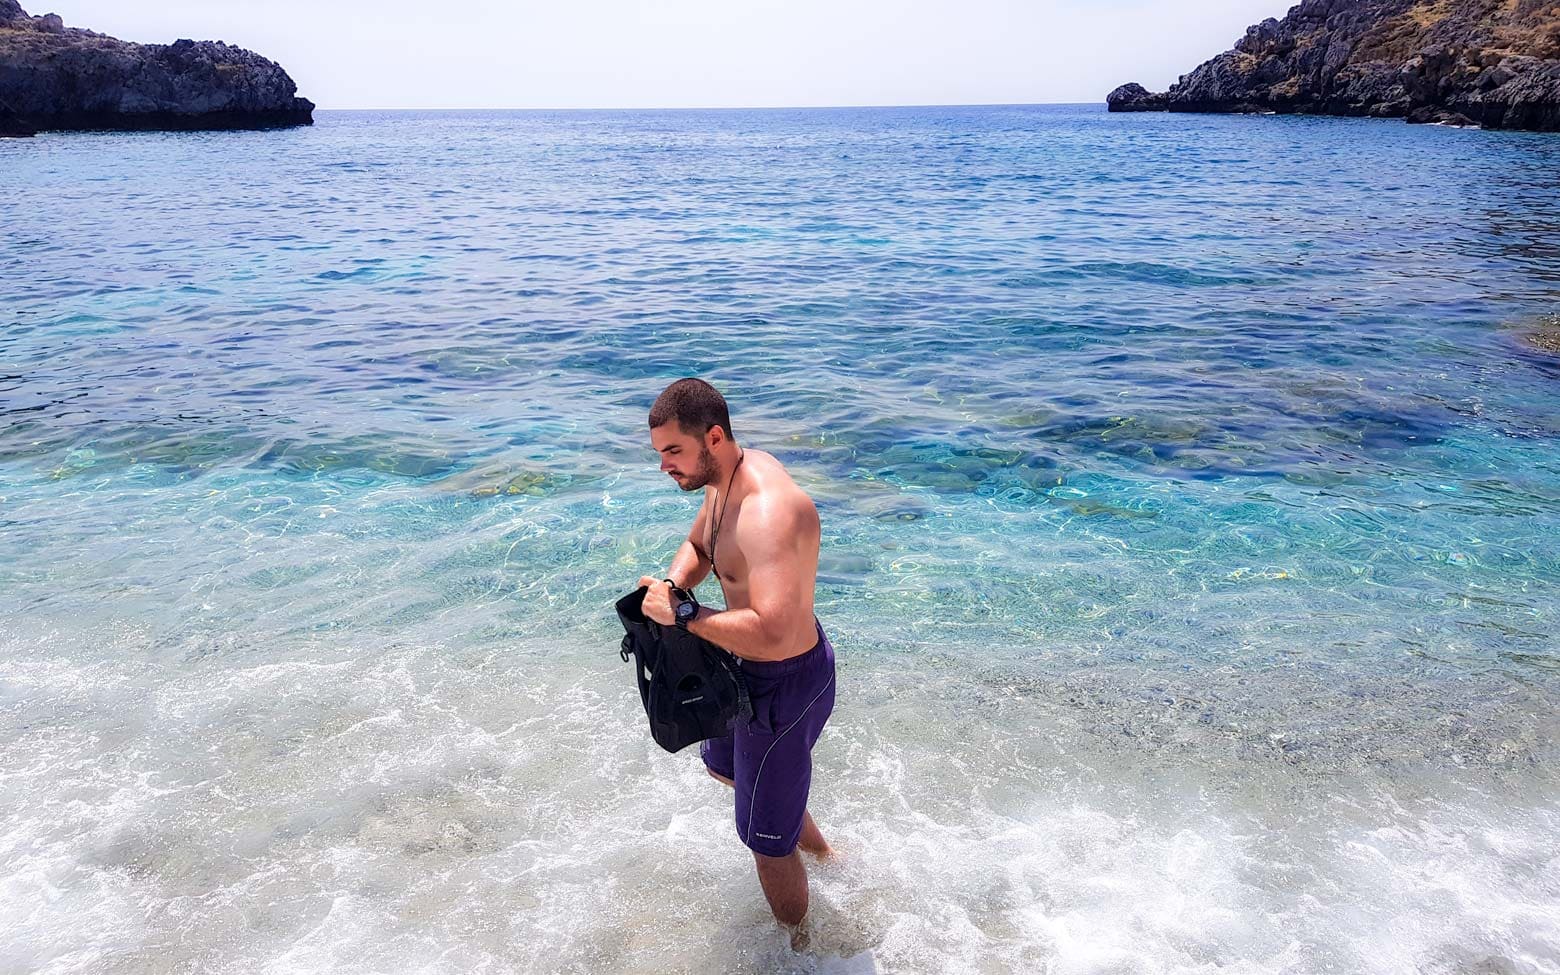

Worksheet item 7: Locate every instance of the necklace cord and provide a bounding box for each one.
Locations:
[710,448,745,580]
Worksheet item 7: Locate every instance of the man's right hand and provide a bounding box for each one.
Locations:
[638,577,678,626]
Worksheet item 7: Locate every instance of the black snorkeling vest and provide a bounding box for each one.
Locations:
[614,586,750,753]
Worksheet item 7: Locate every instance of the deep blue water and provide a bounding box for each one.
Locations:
[3,106,1558,974]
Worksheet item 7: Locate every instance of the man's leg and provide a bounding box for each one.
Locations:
[704,768,808,923]
[754,849,808,928]
[712,633,836,929]
[796,812,833,858]
[707,769,831,857]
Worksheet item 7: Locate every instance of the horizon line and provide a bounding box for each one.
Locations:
[313,100,1105,113]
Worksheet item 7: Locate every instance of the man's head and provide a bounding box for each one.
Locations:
[649,378,736,492]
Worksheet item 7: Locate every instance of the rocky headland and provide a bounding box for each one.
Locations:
[1108,0,1560,131]
[0,0,312,136]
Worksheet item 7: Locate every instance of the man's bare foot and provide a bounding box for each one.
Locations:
[787,919,812,953]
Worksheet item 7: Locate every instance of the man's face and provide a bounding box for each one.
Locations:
[650,422,718,492]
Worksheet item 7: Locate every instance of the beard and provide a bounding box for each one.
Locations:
[677,444,719,491]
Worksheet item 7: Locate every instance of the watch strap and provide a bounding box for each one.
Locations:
[672,588,699,629]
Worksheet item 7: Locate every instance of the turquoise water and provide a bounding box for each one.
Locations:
[3,105,1559,973]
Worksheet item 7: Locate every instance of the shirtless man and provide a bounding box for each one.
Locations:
[637,377,837,929]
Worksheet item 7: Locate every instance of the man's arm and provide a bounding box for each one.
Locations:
[666,541,711,591]
[684,495,811,662]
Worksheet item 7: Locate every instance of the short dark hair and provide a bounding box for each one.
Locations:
[649,378,735,442]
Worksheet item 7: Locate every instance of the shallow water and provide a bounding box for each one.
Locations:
[3,105,1559,974]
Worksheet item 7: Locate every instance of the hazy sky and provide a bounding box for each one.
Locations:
[41,0,1288,109]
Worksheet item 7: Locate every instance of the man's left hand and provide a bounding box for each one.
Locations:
[638,576,676,626]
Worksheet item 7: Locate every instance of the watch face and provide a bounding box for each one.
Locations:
[676,600,697,622]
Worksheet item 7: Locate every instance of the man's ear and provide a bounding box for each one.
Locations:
[706,425,726,450]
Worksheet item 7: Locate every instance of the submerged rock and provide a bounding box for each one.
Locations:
[1526,316,1560,356]
[0,0,313,132]
[1108,0,1560,132]
[427,463,599,499]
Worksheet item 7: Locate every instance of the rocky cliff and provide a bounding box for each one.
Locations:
[0,0,312,135]
[1108,0,1560,131]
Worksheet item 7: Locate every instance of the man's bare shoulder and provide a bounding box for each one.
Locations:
[746,449,809,495]
[744,449,819,527]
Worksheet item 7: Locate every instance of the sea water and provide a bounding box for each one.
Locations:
[2,105,1558,974]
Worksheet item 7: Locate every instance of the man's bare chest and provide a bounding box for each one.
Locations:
[703,500,751,595]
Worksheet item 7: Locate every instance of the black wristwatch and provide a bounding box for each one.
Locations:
[665,579,699,629]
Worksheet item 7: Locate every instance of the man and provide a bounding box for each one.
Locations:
[637,377,837,930]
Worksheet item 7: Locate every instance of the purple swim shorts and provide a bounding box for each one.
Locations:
[700,617,836,858]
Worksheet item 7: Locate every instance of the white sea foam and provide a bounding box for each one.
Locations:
[2,617,1557,975]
